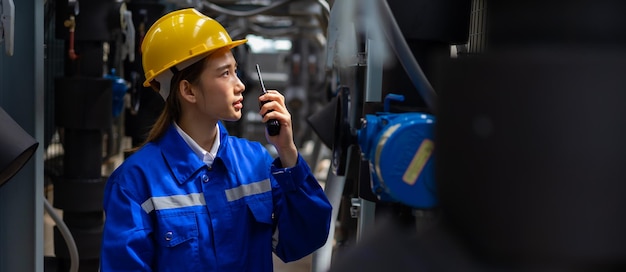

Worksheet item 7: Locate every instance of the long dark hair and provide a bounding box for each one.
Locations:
[140,57,208,147]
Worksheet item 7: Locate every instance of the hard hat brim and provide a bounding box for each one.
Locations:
[142,38,248,87]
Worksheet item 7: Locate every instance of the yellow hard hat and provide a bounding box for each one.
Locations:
[141,8,247,87]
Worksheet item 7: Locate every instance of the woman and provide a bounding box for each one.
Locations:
[100,8,332,271]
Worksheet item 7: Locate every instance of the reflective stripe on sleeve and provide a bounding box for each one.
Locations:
[225,179,271,202]
[141,193,206,213]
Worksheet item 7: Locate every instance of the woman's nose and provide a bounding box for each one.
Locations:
[235,75,245,92]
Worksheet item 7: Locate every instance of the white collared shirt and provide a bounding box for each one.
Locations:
[174,122,220,167]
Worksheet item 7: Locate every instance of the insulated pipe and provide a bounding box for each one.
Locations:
[376,0,437,113]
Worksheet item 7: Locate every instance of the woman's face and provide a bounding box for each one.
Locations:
[189,49,245,123]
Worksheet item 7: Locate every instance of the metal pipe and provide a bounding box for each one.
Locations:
[315,0,330,32]
[201,0,291,17]
[248,23,299,37]
[316,0,330,16]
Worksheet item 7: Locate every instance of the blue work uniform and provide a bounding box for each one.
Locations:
[100,123,332,271]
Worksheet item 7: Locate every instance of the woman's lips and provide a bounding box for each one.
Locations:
[233,98,243,110]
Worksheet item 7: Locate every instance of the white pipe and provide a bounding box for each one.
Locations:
[44,197,79,272]
[311,168,346,272]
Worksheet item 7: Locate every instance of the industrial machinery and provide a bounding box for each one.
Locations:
[43,1,467,271]
[357,94,436,209]
[46,0,137,270]
[0,0,619,271]
[328,1,626,271]
[42,1,331,271]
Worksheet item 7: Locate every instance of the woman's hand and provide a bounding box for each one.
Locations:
[259,90,298,167]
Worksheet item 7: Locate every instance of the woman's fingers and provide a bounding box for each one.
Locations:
[259,90,288,116]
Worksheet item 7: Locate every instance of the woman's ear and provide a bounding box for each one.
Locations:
[178,79,196,103]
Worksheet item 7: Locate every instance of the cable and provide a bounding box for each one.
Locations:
[44,197,79,272]
[377,0,438,114]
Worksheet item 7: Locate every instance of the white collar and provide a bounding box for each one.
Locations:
[174,122,220,166]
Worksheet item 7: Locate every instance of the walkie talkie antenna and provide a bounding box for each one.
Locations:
[256,64,267,91]
[256,64,281,136]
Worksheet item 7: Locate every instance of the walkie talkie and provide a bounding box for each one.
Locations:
[256,64,281,136]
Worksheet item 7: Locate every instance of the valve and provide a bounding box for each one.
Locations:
[63,16,78,60]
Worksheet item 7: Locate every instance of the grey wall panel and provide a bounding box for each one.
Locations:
[0,0,45,271]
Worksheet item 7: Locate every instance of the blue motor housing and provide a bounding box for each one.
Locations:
[358,112,437,209]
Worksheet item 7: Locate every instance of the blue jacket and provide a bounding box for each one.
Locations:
[101,123,332,271]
